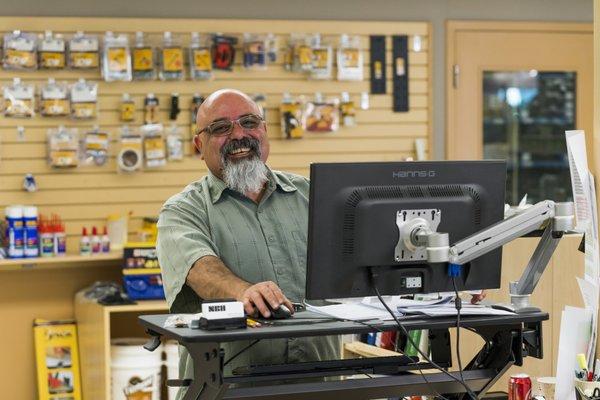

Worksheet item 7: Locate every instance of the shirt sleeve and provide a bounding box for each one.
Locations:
[157,202,218,309]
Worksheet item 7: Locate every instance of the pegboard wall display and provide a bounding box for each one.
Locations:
[0,17,432,252]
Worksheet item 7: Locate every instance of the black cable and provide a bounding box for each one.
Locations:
[224,339,260,366]
[368,269,479,400]
[452,277,466,388]
[416,366,451,400]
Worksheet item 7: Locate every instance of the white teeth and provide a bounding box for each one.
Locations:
[230,147,250,155]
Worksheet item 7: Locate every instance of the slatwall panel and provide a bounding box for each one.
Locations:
[0,17,431,252]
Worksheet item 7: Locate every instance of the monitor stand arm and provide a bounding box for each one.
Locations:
[399,200,575,312]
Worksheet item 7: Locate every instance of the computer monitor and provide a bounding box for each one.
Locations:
[305,161,507,300]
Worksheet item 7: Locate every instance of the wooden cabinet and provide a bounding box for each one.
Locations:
[74,296,168,399]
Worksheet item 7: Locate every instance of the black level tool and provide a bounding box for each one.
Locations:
[392,35,409,112]
[369,35,386,94]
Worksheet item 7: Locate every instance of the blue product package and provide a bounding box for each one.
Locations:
[122,272,165,300]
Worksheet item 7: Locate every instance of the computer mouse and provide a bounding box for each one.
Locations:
[266,303,292,319]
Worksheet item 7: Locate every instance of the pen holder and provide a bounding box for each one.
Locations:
[575,379,600,399]
[576,387,600,400]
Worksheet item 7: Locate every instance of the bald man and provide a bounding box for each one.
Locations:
[157,89,340,398]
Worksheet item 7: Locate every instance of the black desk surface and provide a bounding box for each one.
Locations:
[139,310,549,344]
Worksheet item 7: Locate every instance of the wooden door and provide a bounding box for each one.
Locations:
[446,21,591,392]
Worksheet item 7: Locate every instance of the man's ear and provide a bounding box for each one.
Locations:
[192,134,204,159]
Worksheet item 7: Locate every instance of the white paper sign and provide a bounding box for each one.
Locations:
[566,130,592,232]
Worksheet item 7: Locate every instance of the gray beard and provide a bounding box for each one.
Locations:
[222,155,268,195]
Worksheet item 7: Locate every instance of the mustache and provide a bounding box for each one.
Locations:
[221,137,261,159]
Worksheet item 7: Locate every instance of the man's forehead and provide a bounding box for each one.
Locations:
[201,93,259,121]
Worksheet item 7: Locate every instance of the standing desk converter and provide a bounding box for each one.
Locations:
[139,310,548,400]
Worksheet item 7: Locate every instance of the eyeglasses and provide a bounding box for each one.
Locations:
[199,113,264,137]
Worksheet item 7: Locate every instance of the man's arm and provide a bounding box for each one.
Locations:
[186,255,294,318]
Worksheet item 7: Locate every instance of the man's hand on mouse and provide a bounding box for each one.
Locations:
[236,281,294,318]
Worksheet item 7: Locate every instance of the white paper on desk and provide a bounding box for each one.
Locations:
[304,303,396,321]
[555,306,594,400]
[566,130,592,232]
[360,295,453,310]
[577,276,599,369]
[584,175,600,280]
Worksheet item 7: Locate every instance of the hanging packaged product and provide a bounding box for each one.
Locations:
[190,93,204,132]
[144,93,159,125]
[70,79,98,119]
[189,32,213,80]
[141,124,167,168]
[102,31,132,82]
[3,78,35,118]
[340,92,356,127]
[83,127,110,166]
[120,93,135,122]
[191,93,205,155]
[132,32,156,80]
[3,30,37,70]
[288,34,312,72]
[252,94,267,118]
[283,36,294,71]
[303,93,340,132]
[266,33,277,63]
[48,126,79,168]
[117,126,143,173]
[68,31,99,69]
[310,34,333,80]
[38,31,66,69]
[337,34,363,81]
[211,34,237,71]
[159,32,184,81]
[243,33,267,70]
[40,78,69,117]
[360,91,370,110]
[169,93,180,121]
[280,93,303,139]
[284,33,313,73]
[166,123,184,161]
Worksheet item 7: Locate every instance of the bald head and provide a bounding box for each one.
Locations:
[192,88,270,182]
[197,89,261,128]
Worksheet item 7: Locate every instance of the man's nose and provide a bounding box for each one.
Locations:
[229,121,246,139]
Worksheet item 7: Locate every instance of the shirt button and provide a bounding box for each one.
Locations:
[268,235,275,242]
[258,210,263,214]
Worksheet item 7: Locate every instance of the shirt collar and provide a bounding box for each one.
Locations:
[206,167,297,204]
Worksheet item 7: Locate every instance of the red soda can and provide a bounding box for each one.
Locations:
[508,373,532,400]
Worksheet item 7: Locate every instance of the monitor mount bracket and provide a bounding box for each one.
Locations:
[396,200,575,312]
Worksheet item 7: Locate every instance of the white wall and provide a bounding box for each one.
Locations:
[3,0,592,159]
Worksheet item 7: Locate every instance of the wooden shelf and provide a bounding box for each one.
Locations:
[105,300,168,313]
[0,252,122,271]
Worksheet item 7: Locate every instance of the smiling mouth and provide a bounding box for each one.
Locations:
[228,147,253,157]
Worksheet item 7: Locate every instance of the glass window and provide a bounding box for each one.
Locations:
[483,71,575,205]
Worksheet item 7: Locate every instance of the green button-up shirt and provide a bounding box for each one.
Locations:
[157,168,340,398]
